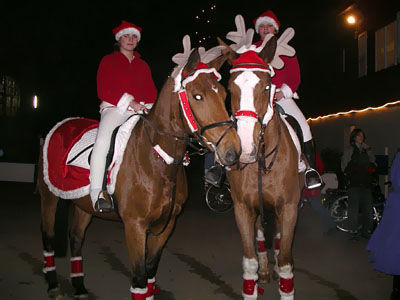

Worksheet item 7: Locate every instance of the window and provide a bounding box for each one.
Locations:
[375,22,396,72]
[358,31,367,77]
[0,75,21,116]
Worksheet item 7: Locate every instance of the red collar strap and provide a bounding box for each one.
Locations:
[178,89,198,132]
[235,110,258,120]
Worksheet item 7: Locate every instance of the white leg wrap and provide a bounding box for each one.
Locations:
[242,257,259,299]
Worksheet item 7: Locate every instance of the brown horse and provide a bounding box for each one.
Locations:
[219,25,304,299]
[37,47,241,299]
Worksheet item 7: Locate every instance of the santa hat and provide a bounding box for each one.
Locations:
[253,10,280,34]
[112,20,142,41]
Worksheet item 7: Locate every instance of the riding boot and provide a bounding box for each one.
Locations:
[303,140,322,189]
[204,165,224,188]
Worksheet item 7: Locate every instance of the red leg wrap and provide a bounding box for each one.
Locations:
[71,258,83,275]
[243,279,256,295]
[145,281,160,297]
[257,240,266,253]
[44,255,55,269]
[131,293,146,300]
[279,277,294,294]
[275,237,280,251]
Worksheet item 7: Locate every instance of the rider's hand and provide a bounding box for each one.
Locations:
[129,100,148,113]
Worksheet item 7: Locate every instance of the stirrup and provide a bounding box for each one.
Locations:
[305,168,322,189]
[94,190,114,213]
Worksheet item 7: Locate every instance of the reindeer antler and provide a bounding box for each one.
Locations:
[198,45,226,63]
[171,35,193,79]
[269,27,296,69]
[225,15,254,53]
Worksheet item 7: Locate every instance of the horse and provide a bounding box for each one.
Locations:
[218,17,305,300]
[37,44,241,299]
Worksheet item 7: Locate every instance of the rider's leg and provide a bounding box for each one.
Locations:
[90,107,129,212]
[277,98,321,188]
[204,152,224,187]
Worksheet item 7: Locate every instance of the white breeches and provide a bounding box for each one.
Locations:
[89,107,134,203]
[276,97,312,142]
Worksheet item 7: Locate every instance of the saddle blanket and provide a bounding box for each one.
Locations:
[43,116,140,199]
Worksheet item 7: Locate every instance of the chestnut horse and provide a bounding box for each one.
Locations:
[38,48,241,299]
[219,25,304,299]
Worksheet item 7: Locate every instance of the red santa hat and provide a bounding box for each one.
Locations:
[112,20,142,41]
[253,10,280,34]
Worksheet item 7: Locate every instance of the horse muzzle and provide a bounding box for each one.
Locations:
[239,145,257,163]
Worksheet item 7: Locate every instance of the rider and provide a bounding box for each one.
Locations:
[252,9,321,189]
[90,20,157,212]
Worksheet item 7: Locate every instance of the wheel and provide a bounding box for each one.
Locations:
[205,183,233,213]
[329,194,352,232]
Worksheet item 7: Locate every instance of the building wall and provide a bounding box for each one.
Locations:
[309,102,400,161]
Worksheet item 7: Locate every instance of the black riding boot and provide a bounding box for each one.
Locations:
[205,165,224,188]
[303,140,322,189]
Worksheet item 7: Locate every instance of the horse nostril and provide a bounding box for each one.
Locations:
[224,147,239,165]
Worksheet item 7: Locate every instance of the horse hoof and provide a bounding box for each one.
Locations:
[272,271,279,281]
[48,287,63,299]
[258,272,270,283]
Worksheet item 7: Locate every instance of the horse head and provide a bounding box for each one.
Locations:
[219,28,277,163]
[172,36,241,166]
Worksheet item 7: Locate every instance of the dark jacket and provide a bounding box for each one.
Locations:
[341,144,376,187]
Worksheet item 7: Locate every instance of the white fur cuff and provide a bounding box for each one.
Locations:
[280,84,293,99]
[117,93,134,114]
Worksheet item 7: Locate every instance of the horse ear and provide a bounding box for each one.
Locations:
[259,36,277,64]
[183,48,201,74]
[217,37,239,65]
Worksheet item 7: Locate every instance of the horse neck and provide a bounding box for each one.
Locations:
[148,77,186,138]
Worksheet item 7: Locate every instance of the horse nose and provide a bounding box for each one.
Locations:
[223,147,240,166]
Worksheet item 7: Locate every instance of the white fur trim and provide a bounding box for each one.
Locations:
[70,273,84,278]
[279,264,294,279]
[279,84,294,99]
[255,16,279,34]
[130,286,147,294]
[256,229,265,241]
[153,145,174,165]
[117,93,134,114]
[70,256,82,262]
[43,266,56,273]
[147,277,155,283]
[115,28,141,41]
[242,257,258,277]
[43,251,55,257]
[181,68,221,88]
[279,291,295,299]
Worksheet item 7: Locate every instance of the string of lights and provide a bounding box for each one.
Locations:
[307,99,400,122]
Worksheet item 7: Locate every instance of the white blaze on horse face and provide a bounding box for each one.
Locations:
[234,71,259,155]
[211,85,218,94]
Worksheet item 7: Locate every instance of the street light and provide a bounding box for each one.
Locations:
[33,95,38,109]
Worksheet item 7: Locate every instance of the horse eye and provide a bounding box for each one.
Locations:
[193,94,203,101]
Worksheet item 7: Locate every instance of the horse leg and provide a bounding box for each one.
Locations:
[233,203,262,299]
[145,219,177,299]
[69,205,92,299]
[40,186,65,298]
[255,216,269,283]
[123,221,148,300]
[276,203,297,300]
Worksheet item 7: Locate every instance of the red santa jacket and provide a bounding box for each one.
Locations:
[254,39,300,98]
[97,51,157,106]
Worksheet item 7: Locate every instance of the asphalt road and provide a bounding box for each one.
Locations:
[0,166,392,299]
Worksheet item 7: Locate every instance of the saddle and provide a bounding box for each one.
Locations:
[43,116,141,199]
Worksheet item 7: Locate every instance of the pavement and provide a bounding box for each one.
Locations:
[0,162,393,299]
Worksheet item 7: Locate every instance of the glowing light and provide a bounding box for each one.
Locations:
[347,15,356,24]
[307,100,400,122]
[33,95,38,109]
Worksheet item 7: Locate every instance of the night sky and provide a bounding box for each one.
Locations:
[1,0,397,130]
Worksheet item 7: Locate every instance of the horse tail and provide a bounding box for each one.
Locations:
[54,198,71,257]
